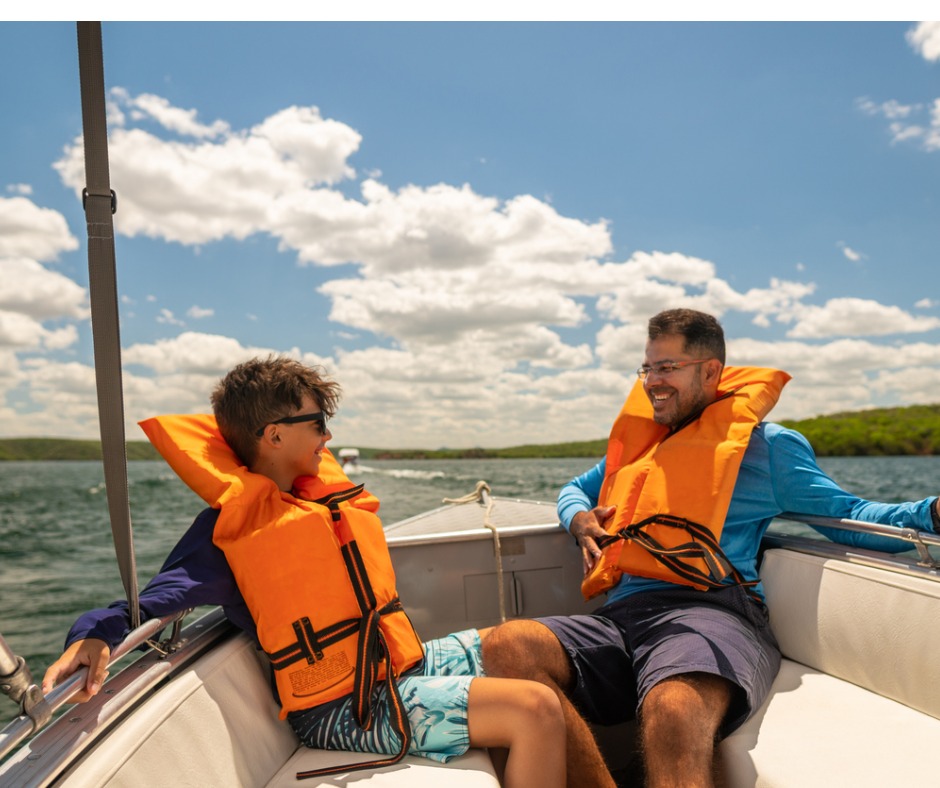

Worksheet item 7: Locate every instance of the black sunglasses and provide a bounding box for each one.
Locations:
[255,411,328,437]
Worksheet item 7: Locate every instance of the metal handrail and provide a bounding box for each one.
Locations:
[0,611,185,761]
[776,512,940,568]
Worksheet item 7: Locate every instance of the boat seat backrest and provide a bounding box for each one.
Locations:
[759,548,940,720]
[58,633,299,787]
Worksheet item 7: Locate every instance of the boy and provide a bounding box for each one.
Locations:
[44,356,565,787]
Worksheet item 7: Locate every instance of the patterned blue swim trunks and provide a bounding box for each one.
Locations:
[288,629,484,762]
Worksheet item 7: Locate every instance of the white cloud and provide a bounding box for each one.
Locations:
[123,331,332,376]
[727,335,940,421]
[54,93,363,246]
[856,97,920,120]
[0,257,86,321]
[915,297,937,308]
[0,311,59,349]
[113,88,231,139]
[872,366,940,406]
[156,308,185,326]
[783,297,940,339]
[839,243,862,262]
[856,91,940,152]
[0,197,78,261]
[10,90,938,448]
[275,182,610,271]
[6,184,32,196]
[0,199,85,362]
[926,98,940,151]
[907,21,940,62]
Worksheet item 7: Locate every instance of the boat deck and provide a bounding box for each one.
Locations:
[385,496,559,538]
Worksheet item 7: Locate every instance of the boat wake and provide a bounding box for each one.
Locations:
[356,465,446,481]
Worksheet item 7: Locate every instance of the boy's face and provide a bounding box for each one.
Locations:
[275,394,332,482]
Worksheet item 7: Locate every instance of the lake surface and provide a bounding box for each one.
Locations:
[1,454,938,727]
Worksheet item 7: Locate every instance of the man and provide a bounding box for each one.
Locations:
[483,309,940,788]
[44,356,565,787]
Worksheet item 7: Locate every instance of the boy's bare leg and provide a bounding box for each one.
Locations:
[482,621,616,788]
[467,677,565,788]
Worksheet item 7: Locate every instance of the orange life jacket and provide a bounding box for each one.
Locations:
[580,366,790,600]
[138,414,425,725]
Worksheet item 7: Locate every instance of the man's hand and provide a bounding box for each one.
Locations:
[570,505,616,576]
[42,638,111,702]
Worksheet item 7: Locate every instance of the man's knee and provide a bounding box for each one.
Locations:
[641,673,733,741]
[482,619,570,687]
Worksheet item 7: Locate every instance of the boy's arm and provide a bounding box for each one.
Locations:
[43,507,245,700]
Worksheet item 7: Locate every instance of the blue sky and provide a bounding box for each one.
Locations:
[1,20,939,449]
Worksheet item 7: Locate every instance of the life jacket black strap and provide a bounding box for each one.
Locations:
[266,598,404,671]
[295,626,412,780]
[597,514,760,597]
[292,493,413,779]
[307,484,366,519]
[343,536,378,613]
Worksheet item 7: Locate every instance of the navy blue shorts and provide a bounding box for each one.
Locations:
[538,585,781,737]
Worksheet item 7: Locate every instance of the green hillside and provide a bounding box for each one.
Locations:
[0,438,160,461]
[778,404,940,457]
[2,403,939,460]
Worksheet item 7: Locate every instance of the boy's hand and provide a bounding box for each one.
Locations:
[42,638,111,702]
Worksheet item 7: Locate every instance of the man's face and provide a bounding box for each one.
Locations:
[641,335,715,428]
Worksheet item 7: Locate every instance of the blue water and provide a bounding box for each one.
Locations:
[1,455,938,726]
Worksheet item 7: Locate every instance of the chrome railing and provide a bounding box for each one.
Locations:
[0,611,186,762]
[776,512,940,567]
[765,512,940,582]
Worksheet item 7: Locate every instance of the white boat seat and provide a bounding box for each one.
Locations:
[266,748,499,787]
[55,631,497,787]
[721,548,940,787]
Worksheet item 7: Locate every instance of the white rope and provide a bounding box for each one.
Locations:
[443,481,506,623]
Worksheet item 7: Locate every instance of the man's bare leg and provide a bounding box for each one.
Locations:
[639,673,733,788]
[482,620,616,788]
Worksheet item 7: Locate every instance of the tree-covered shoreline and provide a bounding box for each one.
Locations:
[2,403,939,461]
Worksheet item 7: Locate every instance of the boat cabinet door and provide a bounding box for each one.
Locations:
[464,566,567,620]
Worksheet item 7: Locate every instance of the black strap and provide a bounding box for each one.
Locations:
[307,483,366,513]
[266,598,404,671]
[275,488,413,779]
[295,624,412,780]
[598,514,760,596]
[76,21,140,629]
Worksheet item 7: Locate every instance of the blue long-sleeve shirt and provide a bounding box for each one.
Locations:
[559,423,939,604]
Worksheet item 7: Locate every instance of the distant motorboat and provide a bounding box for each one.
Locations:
[338,447,361,475]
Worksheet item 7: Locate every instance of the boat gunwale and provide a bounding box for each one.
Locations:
[762,532,940,584]
[382,495,557,534]
[0,609,235,785]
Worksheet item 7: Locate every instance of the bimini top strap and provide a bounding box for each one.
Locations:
[77,21,139,629]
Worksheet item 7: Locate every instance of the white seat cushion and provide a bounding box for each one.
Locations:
[760,548,940,719]
[266,747,500,787]
[721,659,940,787]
